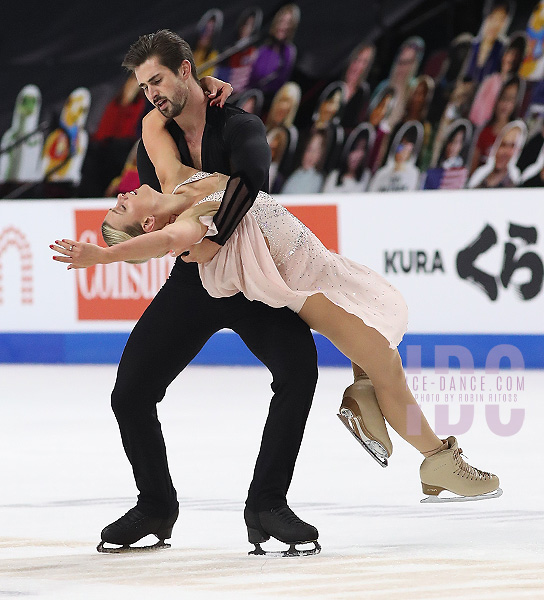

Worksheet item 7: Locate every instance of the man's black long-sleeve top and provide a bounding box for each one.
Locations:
[137,103,271,246]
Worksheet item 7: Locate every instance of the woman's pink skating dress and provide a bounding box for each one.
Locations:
[183,172,408,348]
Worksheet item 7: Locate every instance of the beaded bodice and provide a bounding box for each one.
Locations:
[179,171,312,266]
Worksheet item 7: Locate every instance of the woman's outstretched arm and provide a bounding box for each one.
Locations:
[50,202,221,269]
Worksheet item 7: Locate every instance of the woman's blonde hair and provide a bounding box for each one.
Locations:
[101,220,154,264]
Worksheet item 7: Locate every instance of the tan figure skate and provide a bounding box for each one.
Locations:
[337,374,393,468]
[420,436,502,503]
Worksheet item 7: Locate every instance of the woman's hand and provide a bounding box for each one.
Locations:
[200,76,233,107]
[181,238,221,264]
[50,239,106,270]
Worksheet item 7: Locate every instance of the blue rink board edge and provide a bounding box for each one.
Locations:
[0,332,542,369]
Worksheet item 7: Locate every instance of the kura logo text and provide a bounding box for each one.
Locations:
[384,250,445,274]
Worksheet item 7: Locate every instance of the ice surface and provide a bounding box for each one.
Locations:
[0,365,543,599]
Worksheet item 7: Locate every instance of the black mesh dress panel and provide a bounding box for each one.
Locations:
[207,174,253,246]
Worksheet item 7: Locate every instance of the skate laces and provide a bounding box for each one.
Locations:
[271,506,306,526]
[116,507,149,526]
[453,447,492,481]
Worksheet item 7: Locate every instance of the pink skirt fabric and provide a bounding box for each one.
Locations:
[198,196,408,349]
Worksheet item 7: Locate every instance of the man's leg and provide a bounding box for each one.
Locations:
[229,302,318,511]
[228,300,320,552]
[110,267,223,518]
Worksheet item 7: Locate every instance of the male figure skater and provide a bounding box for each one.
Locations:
[98,29,320,556]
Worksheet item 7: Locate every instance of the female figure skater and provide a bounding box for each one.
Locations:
[50,113,502,504]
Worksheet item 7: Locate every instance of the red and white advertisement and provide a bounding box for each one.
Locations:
[74,208,175,320]
[0,190,542,335]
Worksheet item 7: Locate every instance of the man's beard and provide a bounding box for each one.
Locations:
[158,88,187,118]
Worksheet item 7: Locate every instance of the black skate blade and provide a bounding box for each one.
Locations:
[96,539,171,553]
[337,413,388,468]
[420,488,503,504]
[248,541,321,558]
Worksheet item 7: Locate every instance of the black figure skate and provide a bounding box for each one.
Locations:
[97,506,179,553]
[244,505,320,557]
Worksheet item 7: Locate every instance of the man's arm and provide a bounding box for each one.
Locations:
[207,113,271,246]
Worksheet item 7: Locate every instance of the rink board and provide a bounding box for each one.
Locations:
[1,188,543,367]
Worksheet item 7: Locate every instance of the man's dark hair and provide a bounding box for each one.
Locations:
[122,29,199,81]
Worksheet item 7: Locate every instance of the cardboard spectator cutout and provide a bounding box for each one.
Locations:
[520,0,544,80]
[520,134,544,185]
[267,126,291,193]
[394,74,435,169]
[339,43,376,131]
[464,0,514,83]
[422,48,449,81]
[468,119,527,188]
[248,3,300,101]
[79,73,145,198]
[281,129,328,194]
[444,33,475,83]
[41,87,91,187]
[312,82,346,130]
[522,81,544,139]
[215,7,263,93]
[427,33,474,125]
[266,82,301,132]
[517,119,544,173]
[310,81,347,171]
[233,88,264,116]
[366,85,397,172]
[424,119,473,189]
[468,74,525,173]
[432,77,477,166]
[0,85,43,183]
[383,36,425,128]
[322,122,375,193]
[192,8,224,77]
[469,33,526,127]
[104,140,140,197]
[368,120,424,192]
[265,82,301,180]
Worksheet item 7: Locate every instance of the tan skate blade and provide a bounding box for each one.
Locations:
[420,488,503,504]
[337,412,388,467]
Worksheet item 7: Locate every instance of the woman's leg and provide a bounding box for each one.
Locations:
[298,294,442,454]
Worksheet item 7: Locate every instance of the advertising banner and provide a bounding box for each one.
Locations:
[0,189,542,366]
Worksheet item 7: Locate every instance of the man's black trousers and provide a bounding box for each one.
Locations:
[110,260,318,517]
